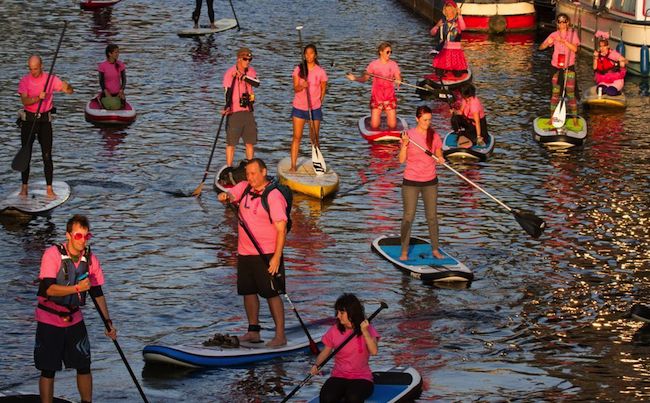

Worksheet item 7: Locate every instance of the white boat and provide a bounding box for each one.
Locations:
[556,0,650,77]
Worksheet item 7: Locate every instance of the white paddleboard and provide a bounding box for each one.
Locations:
[177,18,238,37]
[0,181,70,214]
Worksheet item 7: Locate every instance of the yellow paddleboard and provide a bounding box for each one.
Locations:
[277,157,338,200]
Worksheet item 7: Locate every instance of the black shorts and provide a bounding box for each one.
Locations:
[237,254,285,298]
[226,111,258,146]
[34,321,91,371]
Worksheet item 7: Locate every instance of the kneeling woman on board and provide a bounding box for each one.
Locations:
[593,31,626,96]
[451,84,488,147]
[309,294,379,403]
[399,105,445,260]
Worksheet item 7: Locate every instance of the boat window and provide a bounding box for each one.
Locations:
[609,0,636,14]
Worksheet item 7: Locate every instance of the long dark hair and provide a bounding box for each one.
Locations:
[415,105,435,150]
[299,43,319,78]
[334,293,365,335]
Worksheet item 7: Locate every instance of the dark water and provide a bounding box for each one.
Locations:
[1,0,649,401]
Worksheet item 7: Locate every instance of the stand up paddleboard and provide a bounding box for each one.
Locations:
[277,157,338,200]
[143,322,327,368]
[213,161,248,193]
[177,19,238,37]
[533,117,587,148]
[372,235,473,282]
[307,366,422,403]
[0,393,74,403]
[417,69,472,100]
[0,181,70,215]
[80,0,121,10]
[581,85,627,109]
[358,115,408,142]
[442,131,495,162]
[84,97,136,125]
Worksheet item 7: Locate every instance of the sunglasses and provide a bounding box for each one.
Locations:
[557,20,568,23]
[71,232,92,241]
[241,57,252,62]
[384,50,392,54]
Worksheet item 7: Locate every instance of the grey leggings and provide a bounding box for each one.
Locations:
[400,184,439,253]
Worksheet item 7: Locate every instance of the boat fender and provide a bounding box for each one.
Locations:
[488,15,507,34]
[616,38,625,57]
[640,45,649,76]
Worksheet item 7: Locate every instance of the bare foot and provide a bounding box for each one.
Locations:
[46,186,57,198]
[399,253,409,261]
[239,331,261,343]
[288,167,297,173]
[265,336,287,348]
[19,184,28,197]
[433,250,444,259]
[210,23,217,29]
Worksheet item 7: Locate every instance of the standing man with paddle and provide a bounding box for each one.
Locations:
[34,214,117,403]
[218,158,288,347]
[17,54,73,197]
[223,47,259,168]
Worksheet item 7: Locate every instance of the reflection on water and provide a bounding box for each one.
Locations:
[0,0,649,401]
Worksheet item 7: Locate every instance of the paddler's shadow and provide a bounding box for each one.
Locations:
[90,8,117,39]
[190,35,218,64]
[98,126,128,155]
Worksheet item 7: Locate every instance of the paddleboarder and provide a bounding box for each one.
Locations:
[308,293,379,403]
[539,13,580,126]
[17,55,73,197]
[399,105,445,260]
[346,41,402,131]
[217,158,288,347]
[451,84,488,148]
[223,47,258,167]
[98,44,127,110]
[430,0,467,77]
[290,44,328,172]
[593,31,627,96]
[192,0,217,29]
[34,214,117,403]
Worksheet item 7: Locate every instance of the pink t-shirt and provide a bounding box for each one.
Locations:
[292,64,328,110]
[402,127,442,182]
[367,59,400,102]
[229,181,288,255]
[35,244,105,327]
[98,60,126,94]
[461,96,485,120]
[18,73,64,113]
[545,30,580,68]
[223,65,257,113]
[323,324,380,382]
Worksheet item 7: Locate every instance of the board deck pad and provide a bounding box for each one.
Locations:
[380,243,458,266]
[0,181,70,214]
[177,19,238,37]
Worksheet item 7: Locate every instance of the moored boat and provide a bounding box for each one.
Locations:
[84,96,136,125]
[277,157,338,200]
[358,115,408,142]
[442,131,495,161]
[581,85,627,109]
[80,0,121,10]
[556,0,650,77]
[533,116,587,148]
[307,366,423,403]
[460,0,537,33]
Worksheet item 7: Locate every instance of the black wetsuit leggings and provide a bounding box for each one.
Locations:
[319,377,374,403]
[21,118,54,186]
[451,114,488,145]
[192,0,215,24]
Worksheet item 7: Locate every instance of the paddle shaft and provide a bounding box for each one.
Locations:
[89,294,149,403]
[12,22,68,173]
[225,202,320,355]
[228,0,241,30]
[365,71,433,93]
[296,27,318,144]
[280,302,388,403]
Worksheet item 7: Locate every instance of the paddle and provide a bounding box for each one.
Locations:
[280,301,388,403]
[296,25,327,176]
[191,113,226,197]
[89,294,149,403]
[12,22,68,173]
[362,71,435,93]
[407,136,546,239]
[551,68,568,128]
[228,0,241,31]
[224,201,320,355]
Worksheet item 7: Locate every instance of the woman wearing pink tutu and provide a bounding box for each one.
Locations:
[430,0,468,77]
[592,31,626,96]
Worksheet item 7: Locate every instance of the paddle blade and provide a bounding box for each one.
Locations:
[630,304,650,323]
[311,145,326,176]
[513,210,546,239]
[191,181,205,197]
[11,146,30,172]
[551,99,566,128]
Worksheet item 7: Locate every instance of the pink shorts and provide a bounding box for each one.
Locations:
[370,97,397,111]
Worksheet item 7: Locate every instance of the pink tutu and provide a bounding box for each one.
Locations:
[433,48,468,71]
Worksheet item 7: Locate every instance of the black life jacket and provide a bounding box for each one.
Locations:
[240,179,293,232]
[39,244,90,309]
